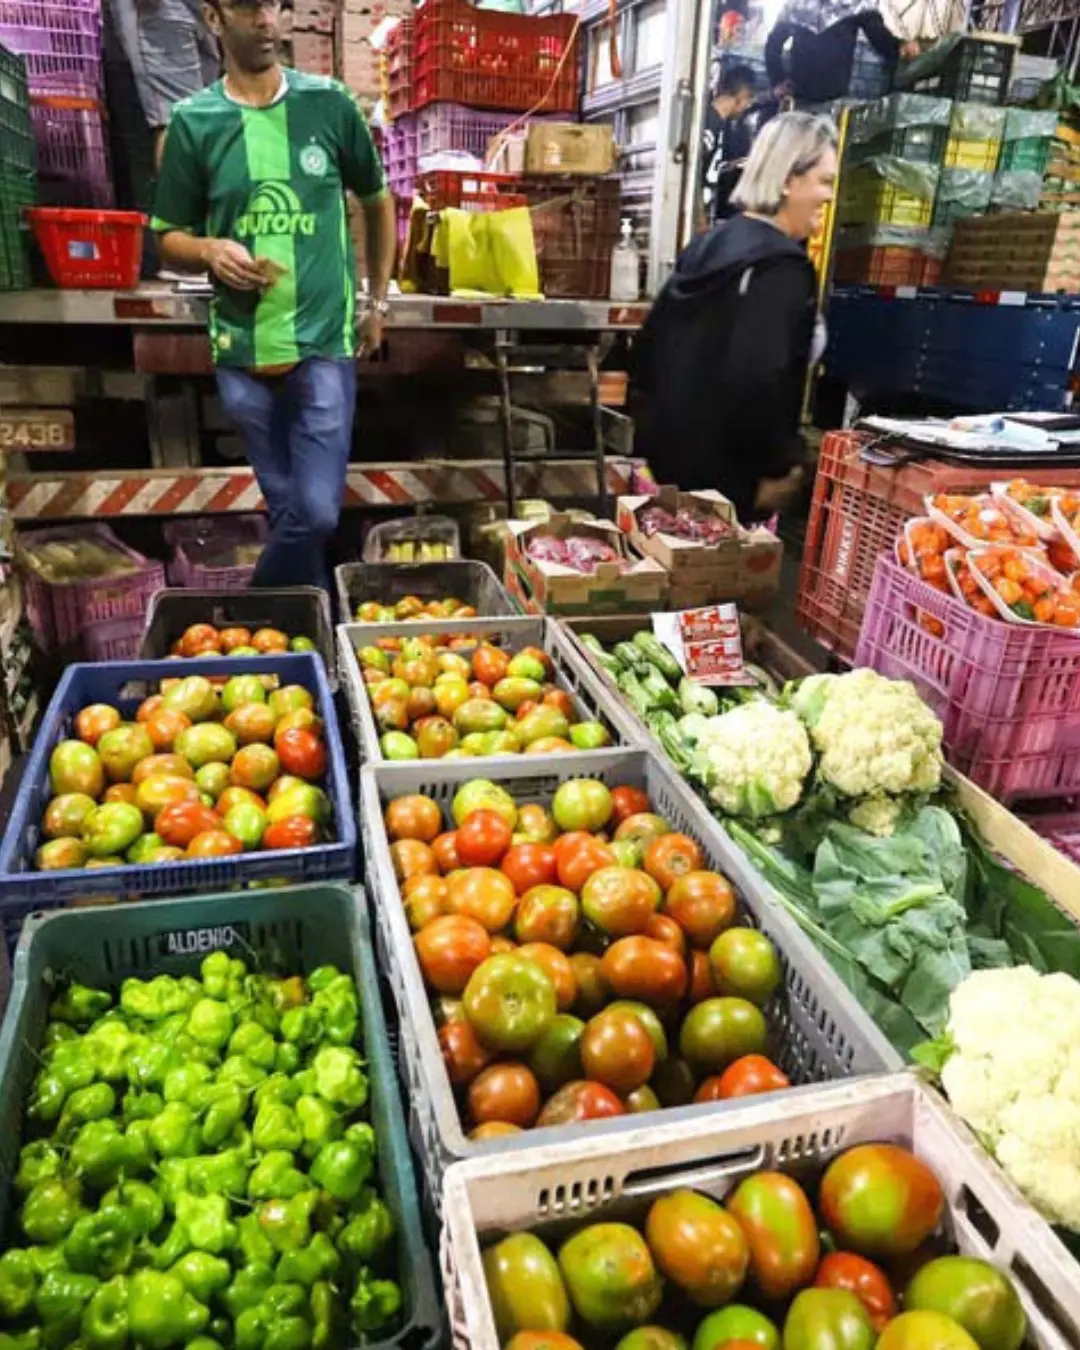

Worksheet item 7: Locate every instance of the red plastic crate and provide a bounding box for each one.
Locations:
[796,429,1080,662]
[411,0,578,114]
[27,207,144,289]
[416,168,526,212]
[855,554,1080,803]
[833,245,938,287]
[19,524,165,658]
[386,15,414,118]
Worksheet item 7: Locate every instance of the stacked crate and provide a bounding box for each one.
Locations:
[932,102,1003,230]
[0,0,112,207]
[340,0,411,104]
[944,212,1080,293]
[1040,122,1080,214]
[994,108,1058,212]
[0,45,36,290]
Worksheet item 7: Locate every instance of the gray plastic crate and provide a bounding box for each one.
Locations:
[334,559,515,622]
[338,614,648,764]
[442,1072,1080,1350]
[360,747,901,1212]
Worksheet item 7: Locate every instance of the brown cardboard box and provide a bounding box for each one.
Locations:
[491,123,615,177]
[617,488,782,610]
[506,513,668,614]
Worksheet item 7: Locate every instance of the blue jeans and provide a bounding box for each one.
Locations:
[216,358,356,592]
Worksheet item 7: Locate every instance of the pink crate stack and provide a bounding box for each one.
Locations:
[165,515,267,590]
[855,554,1080,804]
[1022,811,1080,867]
[414,104,550,163]
[0,0,101,94]
[30,95,113,207]
[382,113,418,199]
[20,523,165,658]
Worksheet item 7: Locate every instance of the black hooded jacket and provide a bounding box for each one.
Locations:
[632,214,816,521]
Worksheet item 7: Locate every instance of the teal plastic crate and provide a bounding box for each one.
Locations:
[0,883,443,1350]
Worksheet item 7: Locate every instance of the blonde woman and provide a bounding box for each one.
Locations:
[633,112,836,519]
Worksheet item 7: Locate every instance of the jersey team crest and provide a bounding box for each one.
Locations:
[300,143,329,178]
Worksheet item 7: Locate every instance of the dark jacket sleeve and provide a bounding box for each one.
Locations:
[856,9,901,63]
[721,257,814,481]
[765,20,794,85]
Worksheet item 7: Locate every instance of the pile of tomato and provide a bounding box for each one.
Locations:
[354,594,478,623]
[167,622,317,658]
[383,777,791,1135]
[358,637,612,761]
[970,547,1080,628]
[37,673,333,871]
[481,1145,1027,1350]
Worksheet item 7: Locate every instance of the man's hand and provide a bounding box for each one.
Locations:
[204,239,264,291]
[754,465,804,514]
[357,309,385,359]
[900,39,921,58]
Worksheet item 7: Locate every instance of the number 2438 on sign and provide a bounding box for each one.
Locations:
[0,410,74,451]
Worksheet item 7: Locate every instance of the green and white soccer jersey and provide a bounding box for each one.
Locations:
[152,70,387,369]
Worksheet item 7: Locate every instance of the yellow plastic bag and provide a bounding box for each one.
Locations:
[441,206,541,297]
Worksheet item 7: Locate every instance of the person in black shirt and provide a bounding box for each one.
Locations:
[701,64,756,227]
[765,0,918,104]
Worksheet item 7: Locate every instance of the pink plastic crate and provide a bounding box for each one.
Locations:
[20,523,165,656]
[83,614,145,662]
[413,104,555,162]
[855,554,1080,803]
[30,96,112,207]
[1022,810,1080,866]
[165,515,267,590]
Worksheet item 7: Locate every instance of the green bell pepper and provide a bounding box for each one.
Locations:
[101,1180,164,1239]
[350,1270,402,1334]
[217,1055,267,1093]
[14,1141,62,1194]
[29,1043,96,1123]
[49,983,111,1026]
[82,1021,135,1082]
[127,1270,209,1349]
[150,1221,192,1272]
[339,1188,394,1263]
[0,1330,42,1350]
[174,1194,237,1254]
[252,1101,303,1153]
[161,1063,213,1106]
[236,1214,275,1270]
[21,1178,84,1245]
[222,1264,274,1319]
[124,1038,177,1091]
[186,1146,249,1200]
[311,975,359,1046]
[310,1047,367,1110]
[276,1042,302,1075]
[248,1151,309,1201]
[0,1250,38,1319]
[256,1192,318,1253]
[275,1233,340,1287]
[279,1007,324,1048]
[306,966,339,993]
[80,1276,129,1350]
[70,1120,140,1188]
[228,1021,277,1070]
[120,976,197,1022]
[253,1073,300,1109]
[169,1252,231,1304]
[186,999,234,1051]
[58,1082,117,1138]
[63,1206,137,1279]
[310,1281,343,1350]
[201,951,246,1000]
[148,1102,200,1158]
[294,1096,341,1160]
[35,1268,99,1346]
[121,1089,162,1123]
[309,1138,372,1203]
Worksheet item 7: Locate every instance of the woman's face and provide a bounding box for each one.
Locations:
[784,146,837,240]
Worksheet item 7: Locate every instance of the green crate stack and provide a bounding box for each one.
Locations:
[1000,136,1053,175]
[0,45,37,291]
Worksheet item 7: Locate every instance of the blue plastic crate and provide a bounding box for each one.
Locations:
[0,653,357,940]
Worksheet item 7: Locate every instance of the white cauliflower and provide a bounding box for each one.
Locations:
[790,669,944,824]
[937,966,1080,1231]
[691,701,812,819]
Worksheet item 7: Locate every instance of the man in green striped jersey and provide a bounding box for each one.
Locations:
[152,0,396,589]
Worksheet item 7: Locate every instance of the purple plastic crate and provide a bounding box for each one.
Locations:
[83,613,144,662]
[165,514,268,590]
[383,112,418,199]
[20,523,165,656]
[855,554,1080,803]
[414,103,553,163]
[30,98,111,202]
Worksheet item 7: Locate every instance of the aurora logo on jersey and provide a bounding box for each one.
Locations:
[234,181,315,239]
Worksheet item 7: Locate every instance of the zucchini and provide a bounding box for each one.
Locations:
[633,631,683,681]
[578,633,624,678]
[642,668,679,711]
[616,670,653,719]
[656,720,694,773]
[678,677,719,718]
[614,641,651,675]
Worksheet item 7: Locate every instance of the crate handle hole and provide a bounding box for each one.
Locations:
[623,1144,764,1200]
[1010,1250,1080,1350]
[957,1182,1000,1248]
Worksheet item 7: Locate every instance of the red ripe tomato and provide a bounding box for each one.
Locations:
[144,708,191,753]
[716,1053,790,1099]
[515,943,576,1012]
[514,885,579,950]
[664,871,738,949]
[519,645,553,677]
[390,839,438,883]
[263,815,319,850]
[187,828,244,858]
[156,801,222,849]
[644,833,704,890]
[819,1145,944,1257]
[180,623,222,657]
[541,689,574,720]
[74,704,122,747]
[552,833,615,893]
[472,645,510,686]
[135,695,164,724]
[456,810,513,867]
[600,936,689,1006]
[688,949,716,1004]
[446,868,517,932]
[580,1008,655,1094]
[501,843,557,894]
[438,1018,494,1087]
[645,913,687,955]
[568,953,608,1017]
[385,794,442,843]
[535,1080,625,1127]
[610,785,651,826]
[431,831,461,873]
[402,875,447,931]
[468,1062,541,1128]
[814,1253,897,1332]
[694,1076,726,1103]
[275,727,327,781]
[415,915,492,994]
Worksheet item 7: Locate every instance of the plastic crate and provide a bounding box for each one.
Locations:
[908,35,1015,105]
[386,14,414,118]
[0,884,442,1350]
[164,513,268,589]
[839,169,934,228]
[441,1073,1079,1350]
[411,0,578,114]
[27,205,142,287]
[999,135,1053,175]
[19,522,165,657]
[83,612,144,662]
[795,430,1080,663]
[29,92,111,207]
[416,167,525,213]
[833,244,930,287]
[855,554,1080,803]
[861,122,946,164]
[944,133,1002,171]
[335,558,515,621]
[0,9,100,97]
[383,110,418,200]
[1023,810,1080,866]
[524,174,621,299]
[360,747,901,1209]
[139,586,335,675]
[414,102,547,163]
[0,653,356,935]
[339,614,645,762]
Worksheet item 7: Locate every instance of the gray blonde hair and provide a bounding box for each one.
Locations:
[732,112,837,215]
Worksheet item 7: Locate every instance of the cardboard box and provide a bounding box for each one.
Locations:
[617,487,782,610]
[491,123,615,177]
[506,512,668,615]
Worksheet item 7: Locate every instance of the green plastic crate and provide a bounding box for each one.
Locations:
[999,135,1053,175]
[0,884,443,1350]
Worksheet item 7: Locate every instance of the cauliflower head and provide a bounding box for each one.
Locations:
[692,701,812,819]
[793,669,944,803]
[939,966,1080,1231]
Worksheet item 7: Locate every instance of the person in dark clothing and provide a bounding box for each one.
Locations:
[701,63,756,226]
[633,112,836,522]
[765,0,917,104]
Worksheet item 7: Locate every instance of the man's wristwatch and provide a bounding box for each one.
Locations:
[364,297,390,317]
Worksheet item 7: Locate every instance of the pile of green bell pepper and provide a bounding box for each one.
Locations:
[0,952,403,1350]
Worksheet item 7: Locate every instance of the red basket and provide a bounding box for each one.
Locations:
[796,430,1080,663]
[411,0,578,114]
[417,169,526,212]
[27,207,145,289]
[855,554,1080,803]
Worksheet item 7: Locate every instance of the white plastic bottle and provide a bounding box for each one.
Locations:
[609,218,641,301]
